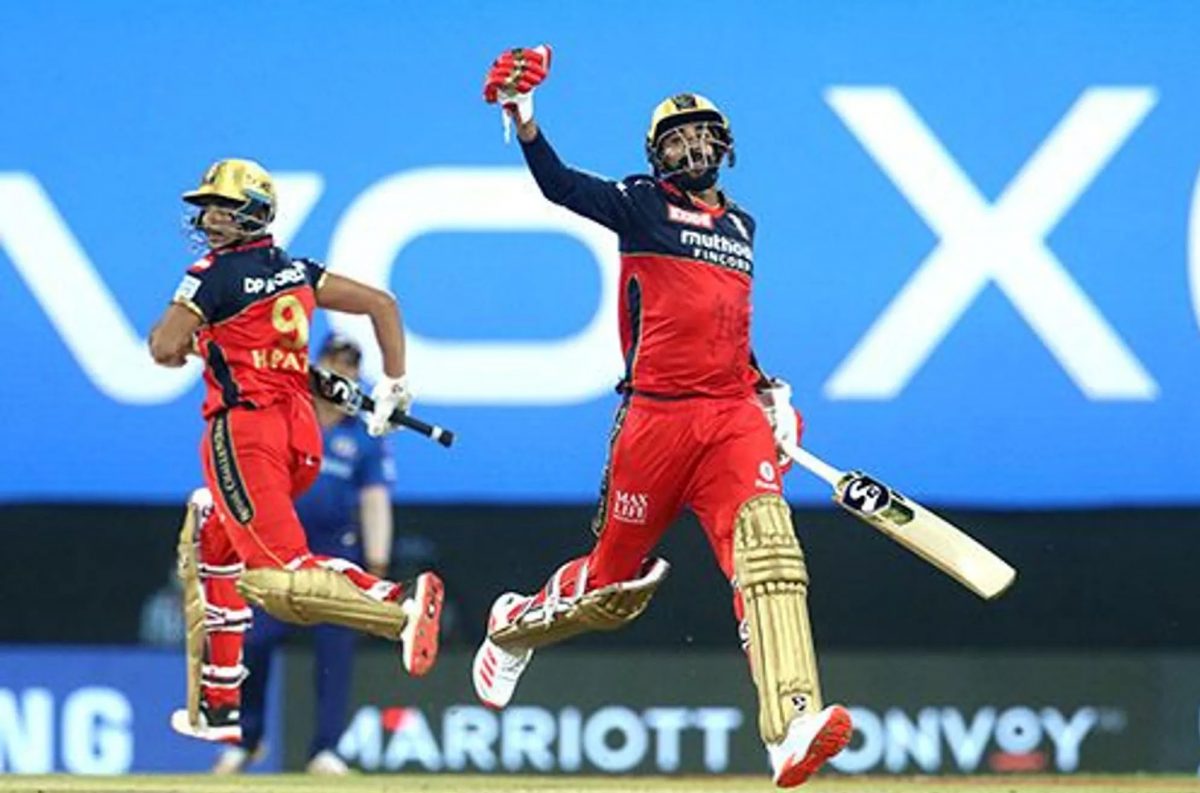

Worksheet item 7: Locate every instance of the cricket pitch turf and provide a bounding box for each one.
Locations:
[2,776,1198,793]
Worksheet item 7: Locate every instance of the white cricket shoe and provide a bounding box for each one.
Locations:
[767,704,853,787]
[169,704,241,744]
[306,749,350,775]
[472,592,533,709]
[211,743,266,774]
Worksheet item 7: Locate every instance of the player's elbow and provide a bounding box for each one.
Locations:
[148,330,186,367]
[534,175,572,205]
[367,288,400,320]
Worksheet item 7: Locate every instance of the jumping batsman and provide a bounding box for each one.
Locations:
[149,159,444,743]
[476,47,851,787]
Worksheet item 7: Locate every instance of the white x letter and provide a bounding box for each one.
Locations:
[824,87,1158,400]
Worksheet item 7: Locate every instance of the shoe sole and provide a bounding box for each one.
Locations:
[169,708,242,744]
[775,705,853,788]
[401,572,444,677]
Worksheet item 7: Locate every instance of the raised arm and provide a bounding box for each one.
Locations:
[485,45,636,232]
[517,125,637,232]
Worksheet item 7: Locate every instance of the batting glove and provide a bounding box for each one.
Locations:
[758,378,804,471]
[367,375,413,437]
[483,44,552,123]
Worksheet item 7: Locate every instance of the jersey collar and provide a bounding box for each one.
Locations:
[212,235,275,256]
[659,180,727,218]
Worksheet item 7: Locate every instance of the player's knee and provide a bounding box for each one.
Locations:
[734,493,808,589]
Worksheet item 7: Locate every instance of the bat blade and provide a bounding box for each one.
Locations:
[835,472,1016,600]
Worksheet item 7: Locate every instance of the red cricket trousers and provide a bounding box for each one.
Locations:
[586,394,784,612]
[194,396,395,710]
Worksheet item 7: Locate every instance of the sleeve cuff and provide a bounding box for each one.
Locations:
[173,298,207,322]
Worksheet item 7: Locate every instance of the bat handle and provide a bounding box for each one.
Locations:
[779,440,844,487]
[390,410,455,448]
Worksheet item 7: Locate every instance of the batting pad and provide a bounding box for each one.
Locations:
[237,567,407,641]
[176,501,206,729]
[490,557,670,652]
[733,494,823,744]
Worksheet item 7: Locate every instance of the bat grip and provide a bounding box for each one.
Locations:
[354,385,455,448]
[390,410,455,448]
[778,440,844,487]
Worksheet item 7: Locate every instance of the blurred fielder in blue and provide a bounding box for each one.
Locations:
[215,334,397,774]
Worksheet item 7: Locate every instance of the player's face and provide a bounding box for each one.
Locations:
[658,122,721,178]
[196,205,242,249]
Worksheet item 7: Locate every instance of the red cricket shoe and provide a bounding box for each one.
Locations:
[399,571,444,676]
[768,704,853,787]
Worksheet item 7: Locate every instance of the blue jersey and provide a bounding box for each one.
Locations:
[295,416,396,560]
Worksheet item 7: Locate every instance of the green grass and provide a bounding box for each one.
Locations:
[3,776,1199,793]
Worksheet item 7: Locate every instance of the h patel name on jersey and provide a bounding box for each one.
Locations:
[250,347,310,373]
[680,229,754,274]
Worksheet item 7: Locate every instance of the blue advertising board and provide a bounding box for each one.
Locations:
[0,647,282,772]
[1,1,1198,505]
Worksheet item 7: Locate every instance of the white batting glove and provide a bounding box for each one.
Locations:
[367,375,413,437]
[500,89,535,124]
[758,378,803,467]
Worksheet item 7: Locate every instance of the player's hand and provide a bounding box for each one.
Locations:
[483,45,552,123]
[367,375,413,437]
[758,378,804,471]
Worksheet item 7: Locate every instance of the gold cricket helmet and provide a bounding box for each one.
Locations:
[645,93,735,180]
[182,158,276,223]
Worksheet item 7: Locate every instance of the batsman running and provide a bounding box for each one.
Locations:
[149,158,444,743]
[476,47,852,787]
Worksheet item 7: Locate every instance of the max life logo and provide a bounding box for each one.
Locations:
[831,705,1128,774]
[612,491,649,524]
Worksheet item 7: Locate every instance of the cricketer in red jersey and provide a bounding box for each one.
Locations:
[474,48,850,787]
[149,158,444,744]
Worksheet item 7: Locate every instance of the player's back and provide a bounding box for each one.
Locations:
[172,237,327,418]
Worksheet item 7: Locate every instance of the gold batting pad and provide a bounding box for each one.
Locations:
[237,567,407,641]
[491,558,670,652]
[176,502,205,729]
[734,494,822,745]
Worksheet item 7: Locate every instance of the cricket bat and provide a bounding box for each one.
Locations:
[309,367,455,448]
[778,439,1016,600]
